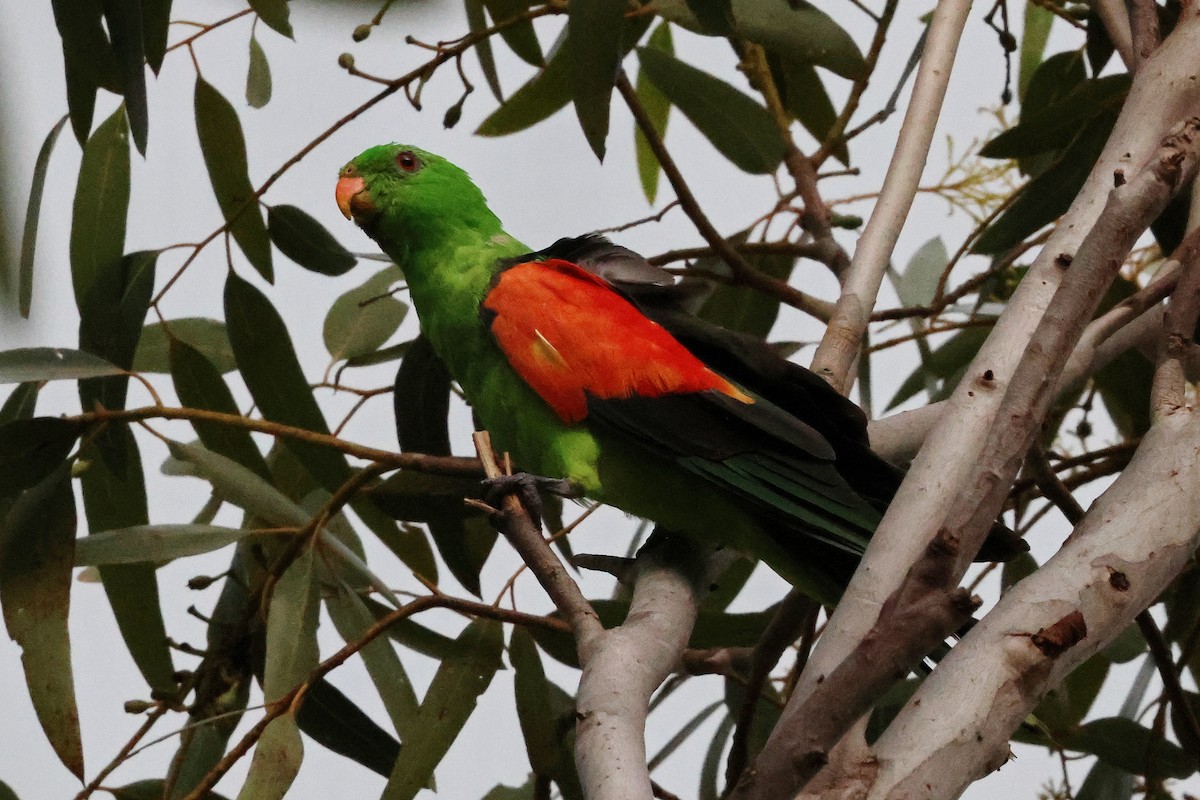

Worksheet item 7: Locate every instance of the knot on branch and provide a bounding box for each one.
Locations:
[1152,116,1200,187]
[1027,610,1088,658]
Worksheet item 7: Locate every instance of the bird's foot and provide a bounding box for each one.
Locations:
[482,473,580,531]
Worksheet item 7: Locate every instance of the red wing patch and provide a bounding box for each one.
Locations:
[483,259,750,423]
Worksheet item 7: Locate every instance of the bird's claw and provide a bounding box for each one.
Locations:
[482,473,578,531]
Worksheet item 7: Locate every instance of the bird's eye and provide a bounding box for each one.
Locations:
[396,151,420,173]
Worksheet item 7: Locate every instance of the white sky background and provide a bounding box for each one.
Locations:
[0,2,1179,799]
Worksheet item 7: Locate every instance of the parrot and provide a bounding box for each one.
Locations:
[335,143,1024,602]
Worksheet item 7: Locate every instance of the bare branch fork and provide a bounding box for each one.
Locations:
[737,115,1200,800]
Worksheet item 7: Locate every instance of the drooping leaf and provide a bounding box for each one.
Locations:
[391,336,491,594]
[170,340,272,479]
[110,780,229,800]
[101,0,148,153]
[477,34,572,137]
[79,250,157,420]
[78,430,177,695]
[382,619,505,799]
[775,57,844,164]
[18,115,68,318]
[0,465,83,779]
[246,35,273,109]
[135,318,236,374]
[0,383,40,424]
[465,0,503,101]
[0,418,81,500]
[70,106,130,308]
[893,237,947,308]
[981,75,1128,160]
[224,272,433,575]
[195,77,273,281]
[263,547,320,702]
[294,678,400,777]
[974,109,1116,254]
[1065,717,1193,778]
[268,205,356,275]
[699,714,734,800]
[483,0,543,66]
[50,0,119,143]
[511,627,582,796]
[1018,2,1053,99]
[0,348,122,384]
[167,439,309,529]
[75,524,250,565]
[142,0,173,72]
[323,576,420,738]
[696,233,796,336]
[568,0,626,160]
[637,47,784,174]
[248,0,293,38]
[734,0,865,79]
[235,713,303,800]
[634,22,672,203]
[322,265,407,361]
[1085,7,1115,77]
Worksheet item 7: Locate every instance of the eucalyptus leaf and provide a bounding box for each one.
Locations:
[477,33,572,137]
[196,77,273,281]
[637,47,784,174]
[568,0,626,160]
[75,524,250,566]
[135,317,236,374]
[70,106,130,308]
[248,0,293,38]
[102,0,148,153]
[0,348,122,384]
[263,547,320,702]
[269,204,356,275]
[322,265,407,362]
[19,115,68,317]
[634,22,672,203]
[247,35,273,109]
[235,714,303,800]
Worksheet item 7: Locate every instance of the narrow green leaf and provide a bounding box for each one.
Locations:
[1066,717,1193,777]
[78,430,177,695]
[111,780,229,800]
[19,115,68,318]
[0,383,40,424]
[70,106,130,308]
[323,266,407,361]
[195,78,273,281]
[294,677,400,777]
[0,418,81,499]
[482,783,535,800]
[235,713,303,800]
[248,0,293,38]
[365,597,470,661]
[167,439,309,528]
[776,57,845,164]
[483,0,543,66]
[894,237,946,308]
[974,110,1116,254]
[51,0,119,143]
[634,22,672,202]
[0,348,122,384]
[477,36,572,137]
[268,204,356,276]
[0,465,83,779]
[324,577,420,738]
[263,548,320,702]
[649,699,723,769]
[246,36,273,109]
[383,619,505,799]
[0,781,19,800]
[135,318,236,374]
[981,75,1129,160]
[466,0,504,101]
[637,47,784,174]
[102,0,149,153]
[699,714,734,800]
[568,0,626,159]
[697,243,795,337]
[142,0,173,72]
[75,524,249,565]
[170,341,271,478]
[79,250,158,419]
[511,627,560,776]
[1019,2,1054,99]
[734,0,865,79]
[224,272,435,576]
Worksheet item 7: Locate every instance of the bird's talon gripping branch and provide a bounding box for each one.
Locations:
[482,473,578,531]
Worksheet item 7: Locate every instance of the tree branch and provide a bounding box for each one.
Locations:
[808,0,972,393]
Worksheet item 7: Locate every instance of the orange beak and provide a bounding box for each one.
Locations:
[336,175,368,220]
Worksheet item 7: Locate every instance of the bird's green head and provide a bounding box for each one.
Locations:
[335,143,501,259]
